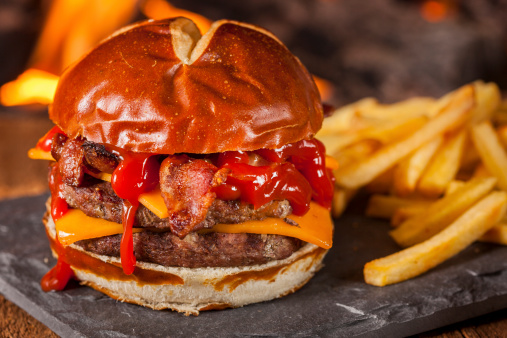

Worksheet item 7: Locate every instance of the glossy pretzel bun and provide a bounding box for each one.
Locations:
[44,211,328,315]
[50,17,323,154]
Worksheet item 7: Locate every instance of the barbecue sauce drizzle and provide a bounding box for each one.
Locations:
[41,131,332,290]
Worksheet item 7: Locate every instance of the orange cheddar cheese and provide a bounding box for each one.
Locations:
[209,202,333,249]
[56,209,143,246]
[138,186,168,219]
[28,148,54,161]
[325,155,339,170]
[55,202,333,249]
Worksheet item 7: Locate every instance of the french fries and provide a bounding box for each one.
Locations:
[364,191,507,286]
[366,116,428,144]
[480,223,507,245]
[317,98,377,136]
[393,136,443,197]
[356,97,435,121]
[417,130,466,198]
[470,121,507,190]
[332,188,357,218]
[366,195,433,219]
[334,139,380,168]
[333,85,473,189]
[390,205,427,227]
[390,177,497,247]
[444,180,466,196]
[469,81,501,124]
[319,81,507,286]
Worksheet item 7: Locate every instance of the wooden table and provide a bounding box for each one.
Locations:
[1,107,506,337]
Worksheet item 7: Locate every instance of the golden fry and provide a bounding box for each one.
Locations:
[318,98,377,136]
[357,97,435,121]
[492,100,507,125]
[417,130,466,198]
[390,177,497,247]
[393,136,442,197]
[334,139,380,168]
[365,191,507,286]
[367,116,428,144]
[480,223,507,245]
[470,121,507,191]
[365,195,433,219]
[496,125,507,149]
[472,163,491,179]
[444,180,466,196]
[469,81,501,124]
[390,205,426,227]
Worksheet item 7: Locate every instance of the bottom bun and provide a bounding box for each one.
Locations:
[44,213,329,315]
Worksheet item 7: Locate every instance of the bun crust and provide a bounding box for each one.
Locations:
[44,213,328,315]
[50,18,323,154]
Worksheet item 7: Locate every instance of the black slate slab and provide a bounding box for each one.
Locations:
[1,194,507,337]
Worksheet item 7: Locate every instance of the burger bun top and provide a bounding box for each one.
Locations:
[50,18,323,154]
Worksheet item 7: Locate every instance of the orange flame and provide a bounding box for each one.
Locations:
[31,0,138,75]
[313,75,334,103]
[0,69,59,106]
[420,1,452,23]
[1,0,137,106]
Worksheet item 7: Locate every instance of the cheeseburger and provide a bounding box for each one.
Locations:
[30,17,336,315]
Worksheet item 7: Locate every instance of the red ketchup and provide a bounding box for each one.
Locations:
[111,152,160,275]
[36,125,65,152]
[213,139,334,215]
[41,239,75,292]
[256,139,334,210]
[42,162,74,291]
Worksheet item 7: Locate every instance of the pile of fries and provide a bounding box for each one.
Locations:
[318,81,507,286]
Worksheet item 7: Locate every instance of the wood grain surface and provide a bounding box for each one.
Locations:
[0,108,506,337]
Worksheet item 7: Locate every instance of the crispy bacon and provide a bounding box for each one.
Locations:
[82,141,120,174]
[58,138,86,186]
[160,155,229,238]
[50,133,68,161]
[52,136,120,185]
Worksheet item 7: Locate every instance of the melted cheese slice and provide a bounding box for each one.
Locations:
[208,202,333,249]
[28,148,54,161]
[325,155,339,170]
[138,186,169,218]
[56,209,143,246]
[55,202,333,249]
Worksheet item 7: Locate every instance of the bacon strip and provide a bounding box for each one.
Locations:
[53,136,120,186]
[160,155,229,238]
[58,138,86,186]
[82,141,119,174]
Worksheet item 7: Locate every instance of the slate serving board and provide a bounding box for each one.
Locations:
[1,194,507,337]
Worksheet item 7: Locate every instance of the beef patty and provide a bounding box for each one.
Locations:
[76,231,303,268]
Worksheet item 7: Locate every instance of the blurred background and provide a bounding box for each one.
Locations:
[0,0,506,198]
